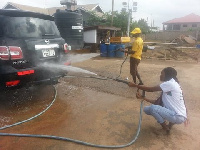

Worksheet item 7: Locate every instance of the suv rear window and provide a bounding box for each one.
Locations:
[0,16,60,38]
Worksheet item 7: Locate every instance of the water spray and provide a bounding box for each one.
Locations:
[41,63,97,76]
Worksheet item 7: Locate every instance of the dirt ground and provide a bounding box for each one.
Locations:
[0,50,200,150]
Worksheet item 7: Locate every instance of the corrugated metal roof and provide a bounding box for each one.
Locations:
[84,25,121,31]
[163,13,200,24]
[48,4,104,16]
[4,2,49,14]
[76,4,100,11]
[3,2,103,16]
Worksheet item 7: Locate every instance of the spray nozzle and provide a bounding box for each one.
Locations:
[137,82,145,97]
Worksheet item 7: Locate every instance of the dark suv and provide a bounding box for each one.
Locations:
[0,9,70,89]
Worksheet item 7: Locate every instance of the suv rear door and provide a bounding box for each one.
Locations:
[0,10,69,88]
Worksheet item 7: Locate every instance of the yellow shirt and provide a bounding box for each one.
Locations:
[130,37,143,60]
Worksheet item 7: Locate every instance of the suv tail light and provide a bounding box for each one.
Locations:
[0,46,9,60]
[17,70,35,76]
[64,43,71,53]
[0,46,23,60]
[8,46,23,60]
[6,80,20,87]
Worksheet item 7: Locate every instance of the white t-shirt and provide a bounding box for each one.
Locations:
[160,78,187,118]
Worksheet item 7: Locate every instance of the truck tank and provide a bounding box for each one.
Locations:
[54,9,84,50]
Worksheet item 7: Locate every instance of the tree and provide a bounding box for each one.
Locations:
[86,10,151,35]
[130,19,150,34]
[87,11,104,26]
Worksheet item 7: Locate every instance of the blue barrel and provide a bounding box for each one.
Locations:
[108,44,116,57]
[115,44,125,57]
[100,44,107,57]
[196,44,200,49]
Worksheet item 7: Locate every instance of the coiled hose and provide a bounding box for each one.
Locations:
[0,100,143,149]
[0,79,144,148]
[0,54,144,148]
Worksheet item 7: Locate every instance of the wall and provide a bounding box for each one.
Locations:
[81,11,90,26]
[145,31,200,41]
[165,23,200,31]
[83,29,97,43]
[180,23,200,31]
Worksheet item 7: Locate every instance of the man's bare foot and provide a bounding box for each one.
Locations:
[160,122,170,134]
[168,122,175,130]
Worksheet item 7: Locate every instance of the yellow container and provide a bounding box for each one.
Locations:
[110,37,130,43]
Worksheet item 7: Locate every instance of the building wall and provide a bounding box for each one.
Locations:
[93,6,103,13]
[83,29,97,43]
[145,31,200,41]
[165,23,200,31]
[81,11,92,26]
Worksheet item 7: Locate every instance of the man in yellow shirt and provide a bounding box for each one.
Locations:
[125,28,143,84]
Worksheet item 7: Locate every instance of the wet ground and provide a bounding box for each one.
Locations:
[0,54,200,150]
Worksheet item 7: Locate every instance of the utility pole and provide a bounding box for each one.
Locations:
[111,0,114,26]
[127,7,131,37]
[124,1,137,37]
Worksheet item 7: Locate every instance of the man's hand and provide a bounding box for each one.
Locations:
[136,91,143,99]
[136,91,146,103]
[123,49,128,52]
[119,48,127,52]
[125,50,135,55]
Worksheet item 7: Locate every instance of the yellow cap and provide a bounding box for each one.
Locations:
[130,28,141,34]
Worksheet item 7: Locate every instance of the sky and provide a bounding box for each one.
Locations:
[1,0,200,30]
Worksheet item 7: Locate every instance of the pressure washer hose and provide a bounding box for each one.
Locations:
[0,55,145,148]
[116,54,129,79]
[0,101,143,149]
[0,79,144,149]
[0,85,57,130]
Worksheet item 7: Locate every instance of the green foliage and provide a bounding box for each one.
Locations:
[130,19,150,34]
[188,28,193,31]
[86,10,152,35]
[87,11,104,26]
[113,11,129,33]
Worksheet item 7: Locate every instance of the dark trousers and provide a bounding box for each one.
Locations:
[130,57,142,83]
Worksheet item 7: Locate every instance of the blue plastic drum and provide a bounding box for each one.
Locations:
[100,44,107,57]
[115,44,125,57]
[196,44,200,49]
[108,44,116,57]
